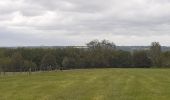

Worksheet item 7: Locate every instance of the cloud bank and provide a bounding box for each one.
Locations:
[1,0,170,46]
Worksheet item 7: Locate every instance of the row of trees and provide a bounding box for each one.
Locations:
[0,40,168,74]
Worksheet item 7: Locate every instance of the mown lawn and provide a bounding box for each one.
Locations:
[0,68,170,100]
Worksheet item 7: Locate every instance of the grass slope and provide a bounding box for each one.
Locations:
[0,69,170,100]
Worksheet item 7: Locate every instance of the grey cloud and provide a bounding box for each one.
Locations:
[0,28,79,46]
[25,0,110,12]
[1,0,170,46]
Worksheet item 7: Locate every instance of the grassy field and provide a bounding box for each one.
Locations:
[1,69,170,100]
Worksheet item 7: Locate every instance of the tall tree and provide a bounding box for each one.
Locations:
[62,57,76,69]
[23,60,37,71]
[162,51,170,67]
[132,50,151,68]
[0,57,11,75]
[150,42,162,67]
[87,39,116,50]
[23,60,37,75]
[11,52,24,72]
[40,53,57,71]
[86,39,116,67]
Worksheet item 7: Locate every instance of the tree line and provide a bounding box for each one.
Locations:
[0,40,169,74]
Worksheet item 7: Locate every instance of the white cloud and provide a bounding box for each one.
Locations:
[0,0,170,46]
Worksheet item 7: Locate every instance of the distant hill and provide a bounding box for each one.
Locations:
[1,46,170,52]
[117,46,170,52]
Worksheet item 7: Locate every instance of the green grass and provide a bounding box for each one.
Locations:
[1,68,170,100]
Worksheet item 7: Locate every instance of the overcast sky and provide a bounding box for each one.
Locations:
[1,0,170,46]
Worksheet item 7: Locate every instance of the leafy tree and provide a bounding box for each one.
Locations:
[0,40,168,70]
[19,48,46,70]
[62,57,69,69]
[150,42,162,67]
[162,51,170,67]
[23,60,37,71]
[0,49,5,58]
[23,60,37,75]
[62,57,76,69]
[86,39,117,67]
[0,57,11,75]
[132,50,151,68]
[87,39,116,50]
[40,53,57,71]
[111,50,132,67]
[11,52,24,72]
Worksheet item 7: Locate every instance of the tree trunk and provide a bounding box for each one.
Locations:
[3,71,5,76]
[29,67,31,75]
[20,67,22,74]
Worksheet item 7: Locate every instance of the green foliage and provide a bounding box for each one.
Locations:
[111,50,132,67]
[87,39,116,50]
[162,51,170,67]
[0,40,168,71]
[23,60,37,71]
[62,57,76,69]
[41,53,57,71]
[0,49,5,58]
[0,57,11,72]
[150,42,162,67]
[132,50,152,68]
[11,52,24,72]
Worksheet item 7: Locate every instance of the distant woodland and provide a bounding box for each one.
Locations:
[0,40,170,73]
